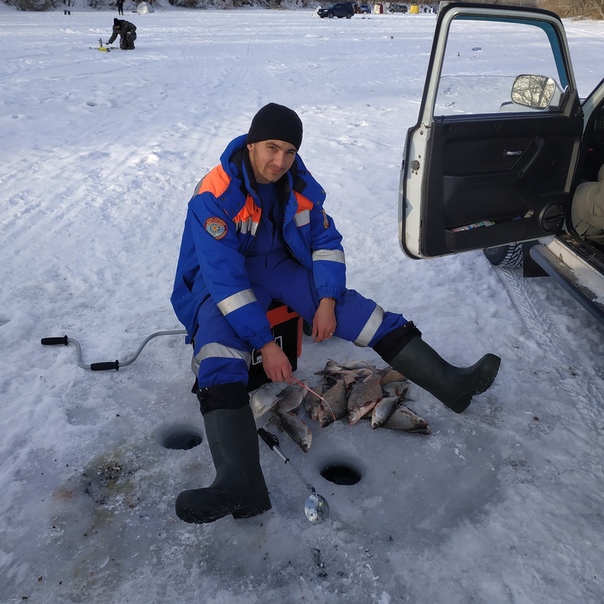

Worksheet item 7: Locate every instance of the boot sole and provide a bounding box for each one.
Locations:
[232,500,272,519]
[175,489,271,524]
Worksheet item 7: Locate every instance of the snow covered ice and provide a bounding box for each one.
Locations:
[1,5,604,603]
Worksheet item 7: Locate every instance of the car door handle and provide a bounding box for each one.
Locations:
[515,138,545,179]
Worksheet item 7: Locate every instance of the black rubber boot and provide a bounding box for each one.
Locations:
[375,325,501,414]
[175,402,271,524]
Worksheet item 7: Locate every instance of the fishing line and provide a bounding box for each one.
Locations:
[291,375,336,422]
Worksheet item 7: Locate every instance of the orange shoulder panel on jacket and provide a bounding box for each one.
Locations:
[196,165,230,198]
[234,195,261,224]
[294,192,314,212]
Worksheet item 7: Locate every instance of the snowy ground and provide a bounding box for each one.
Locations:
[1,5,604,603]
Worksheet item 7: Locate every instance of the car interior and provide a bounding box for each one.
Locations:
[568,94,604,262]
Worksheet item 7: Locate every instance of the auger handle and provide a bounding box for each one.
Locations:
[90,361,120,371]
[41,336,68,346]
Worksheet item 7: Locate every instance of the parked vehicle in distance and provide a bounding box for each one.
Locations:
[358,3,371,13]
[400,2,604,326]
[389,3,408,12]
[318,2,355,18]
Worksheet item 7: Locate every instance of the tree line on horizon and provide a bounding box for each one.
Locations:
[4,0,603,22]
[6,0,314,11]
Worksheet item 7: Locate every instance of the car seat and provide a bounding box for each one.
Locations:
[571,163,604,244]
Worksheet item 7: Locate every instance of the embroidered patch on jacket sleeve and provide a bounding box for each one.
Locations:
[204,217,228,239]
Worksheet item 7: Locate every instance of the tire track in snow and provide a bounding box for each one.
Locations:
[495,266,604,444]
[493,267,604,566]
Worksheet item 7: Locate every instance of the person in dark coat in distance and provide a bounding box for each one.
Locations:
[116,0,124,16]
[107,18,136,50]
[170,103,502,525]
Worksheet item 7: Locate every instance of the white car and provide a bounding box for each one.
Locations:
[400,2,604,325]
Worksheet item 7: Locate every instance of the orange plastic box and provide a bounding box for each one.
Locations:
[248,301,303,391]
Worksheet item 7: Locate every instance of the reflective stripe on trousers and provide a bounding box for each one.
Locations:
[193,249,408,388]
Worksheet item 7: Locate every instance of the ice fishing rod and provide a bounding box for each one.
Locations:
[40,329,186,371]
[258,428,329,524]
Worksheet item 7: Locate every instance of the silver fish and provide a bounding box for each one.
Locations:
[315,359,375,382]
[371,394,401,429]
[250,383,282,419]
[317,378,349,427]
[321,359,375,372]
[274,383,307,413]
[347,373,382,414]
[271,408,313,452]
[314,359,343,378]
[339,360,377,371]
[303,389,322,422]
[382,404,431,434]
[383,381,409,398]
[348,398,379,425]
[379,367,407,386]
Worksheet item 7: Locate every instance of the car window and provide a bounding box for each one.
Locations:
[435,18,569,117]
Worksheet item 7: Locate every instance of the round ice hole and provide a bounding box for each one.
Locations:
[320,464,361,486]
[159,425,203,450]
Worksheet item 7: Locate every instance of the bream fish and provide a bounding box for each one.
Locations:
[371,394,401,429]
[250,382,281,419]
[382,404,431,434]
[347,373,383,425]
[270,408,313,452]
[273,382,307,413]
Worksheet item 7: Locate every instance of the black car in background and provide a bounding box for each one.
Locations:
[318,2,355,18]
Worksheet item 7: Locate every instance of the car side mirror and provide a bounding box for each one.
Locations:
[510,74,557,109]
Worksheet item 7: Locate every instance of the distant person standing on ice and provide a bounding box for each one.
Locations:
[169,102,502,525]
[116,0,124,16]
[107,18,136,50]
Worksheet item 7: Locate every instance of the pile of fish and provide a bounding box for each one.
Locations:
[251,359,431,452]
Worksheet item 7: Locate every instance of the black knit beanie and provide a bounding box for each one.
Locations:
[246,103,303,150]
[114,18,120,25]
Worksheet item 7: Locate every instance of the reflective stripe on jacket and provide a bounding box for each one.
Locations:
[171,134,346,350]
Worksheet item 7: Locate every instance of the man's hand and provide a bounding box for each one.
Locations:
[260,341,293,383]
[312,297,337,343]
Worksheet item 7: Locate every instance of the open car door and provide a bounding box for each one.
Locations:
[401,2,583,259]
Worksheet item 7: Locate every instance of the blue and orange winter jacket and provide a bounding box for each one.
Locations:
[171,135,346,350]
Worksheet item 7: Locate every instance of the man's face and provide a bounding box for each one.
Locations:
[247,140,297,184]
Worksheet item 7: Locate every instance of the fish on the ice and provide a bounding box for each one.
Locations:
[381,404,431,434]
[250,382,282,419]
[347,373,382,425]
[317,378,349,427]
[303,389,322,421]
[274,382,307,413]
[379,367,407,386]
[348,398,379,425]
[315,359,374,383]
[371,394,400,429]
[270,408,313,452]
[382,381,409,398]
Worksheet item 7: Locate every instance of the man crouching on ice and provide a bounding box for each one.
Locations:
[170,103,501,524]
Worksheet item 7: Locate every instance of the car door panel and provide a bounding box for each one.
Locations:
[422,114,581,255]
